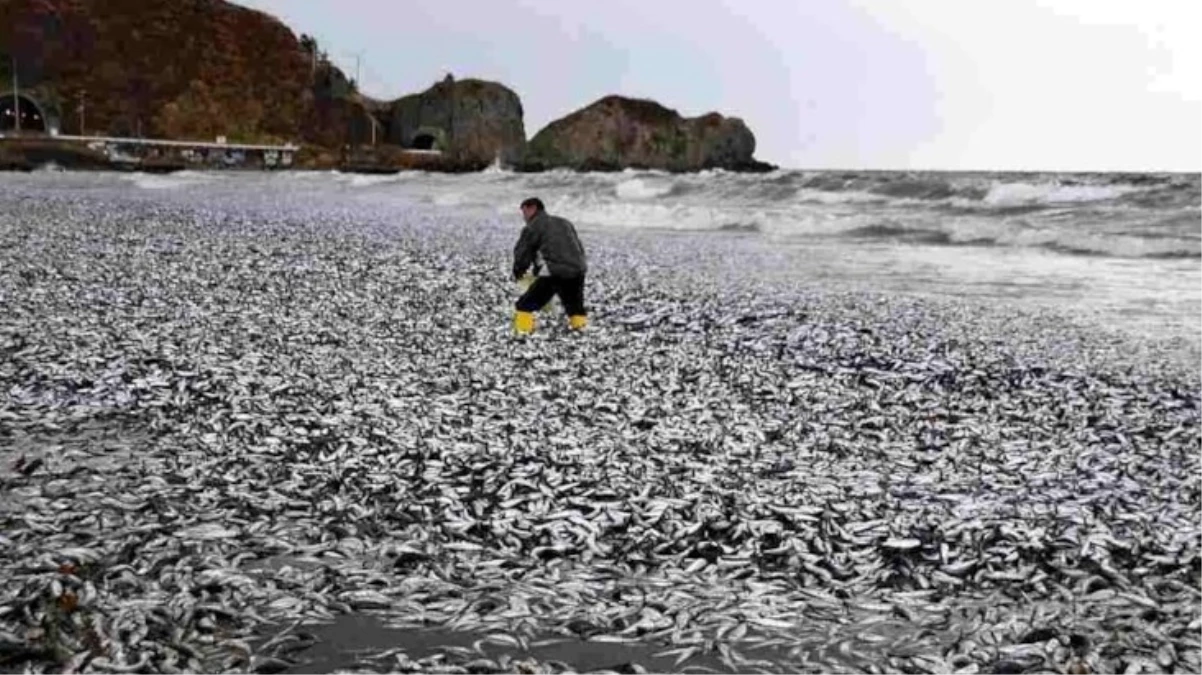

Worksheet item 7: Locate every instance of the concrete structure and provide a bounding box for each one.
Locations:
[0,131,301,169]
[0,92,59,134]
[65,134,298,168]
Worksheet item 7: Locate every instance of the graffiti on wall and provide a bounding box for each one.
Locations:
[86,139,296,168]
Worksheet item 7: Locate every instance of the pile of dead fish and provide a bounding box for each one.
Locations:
[0,179,1198,675]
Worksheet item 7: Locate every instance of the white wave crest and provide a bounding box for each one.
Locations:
[982,181,1137,206]
[343,172,412,188]
[614,178,675,200]
[121,170,219,190]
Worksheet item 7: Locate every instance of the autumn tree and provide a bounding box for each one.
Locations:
[153,78,222,140]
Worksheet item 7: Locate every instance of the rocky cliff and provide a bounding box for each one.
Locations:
[0,0,319,144]
[0,0,527,169]
[2,1,772,173]
[522,95,773,172]
[385,75,526,167]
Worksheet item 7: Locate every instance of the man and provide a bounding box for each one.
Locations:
[512,197,588,335]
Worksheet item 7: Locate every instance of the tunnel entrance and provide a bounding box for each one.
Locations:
[0,93,47,132]
[408,126,446,151]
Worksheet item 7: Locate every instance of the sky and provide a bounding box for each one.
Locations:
[235,0,1200,172]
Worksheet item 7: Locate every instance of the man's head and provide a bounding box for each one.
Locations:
[520,197,545,222]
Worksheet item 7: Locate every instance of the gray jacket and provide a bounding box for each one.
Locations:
[513,211,588,279]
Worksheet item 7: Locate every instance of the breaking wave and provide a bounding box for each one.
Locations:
[115,165,1199,260]
[840,221,1200,259]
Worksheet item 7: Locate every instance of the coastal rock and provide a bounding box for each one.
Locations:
[522,95,773,172]
[385,75,526,167]
[300,94,380,150]
[0,0,313,144]
[3,1,772,174]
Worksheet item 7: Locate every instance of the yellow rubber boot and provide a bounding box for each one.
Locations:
[568,315,588,331]
[514,311,536,335]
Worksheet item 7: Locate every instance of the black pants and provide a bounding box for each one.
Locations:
[517,275,587,316]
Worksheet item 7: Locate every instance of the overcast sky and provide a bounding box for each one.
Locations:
[235,0,1200,172]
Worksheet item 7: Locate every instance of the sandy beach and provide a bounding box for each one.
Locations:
[1,172,1199,674]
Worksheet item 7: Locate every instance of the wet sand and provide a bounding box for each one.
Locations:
[276,613,807,674]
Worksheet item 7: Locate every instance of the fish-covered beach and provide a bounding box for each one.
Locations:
[1,168,1199,674]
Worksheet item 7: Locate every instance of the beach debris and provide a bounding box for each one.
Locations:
[0,174,1197,674]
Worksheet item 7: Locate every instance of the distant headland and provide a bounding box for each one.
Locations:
[0,0,776,174]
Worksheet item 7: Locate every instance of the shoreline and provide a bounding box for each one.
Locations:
[0,187,1198,674]
[0,159,781,176]
[0,136,778,176]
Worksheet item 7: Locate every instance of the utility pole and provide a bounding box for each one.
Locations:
[338,49,362,94]
[344,50,373,146]
[11,56,19,134]
[77,90,86,136]
[347,51,361,92]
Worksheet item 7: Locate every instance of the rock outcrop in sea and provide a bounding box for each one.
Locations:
[521,95,775,173]
[384,75,526,168]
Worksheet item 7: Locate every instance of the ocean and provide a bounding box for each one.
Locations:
[13,166,1200,350]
